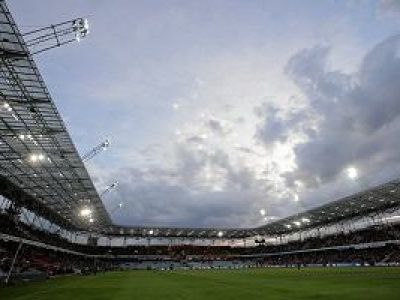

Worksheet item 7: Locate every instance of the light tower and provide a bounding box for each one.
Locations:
[23,18,89,55]
[98,181,122,218]
[100,181,118,197]
[82,139,110,162]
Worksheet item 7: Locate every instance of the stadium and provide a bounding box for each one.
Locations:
[1,1,400,299]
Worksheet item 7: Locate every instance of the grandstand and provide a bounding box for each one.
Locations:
[0,1,400,299]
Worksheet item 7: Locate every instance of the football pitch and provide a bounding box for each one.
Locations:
[2,267,400,300]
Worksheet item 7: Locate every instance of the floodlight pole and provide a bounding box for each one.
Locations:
[100,181,120,216]
[82,139,110,162]
[23,18,89,55]
[4,239,23,285]
[100,181,118,197]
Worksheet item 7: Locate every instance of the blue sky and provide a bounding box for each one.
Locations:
[8,0,400,228]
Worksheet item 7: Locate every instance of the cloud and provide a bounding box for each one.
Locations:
[256,33,400,192]
[102,32,400,229]
[206,118,232,135]
[255,103,311,146]
[104,148,269,228]
[87,12,400,229]
[186,135,207,145]
[379,0,400,16]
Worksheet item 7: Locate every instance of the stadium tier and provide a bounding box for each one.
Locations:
[0,1,400,298]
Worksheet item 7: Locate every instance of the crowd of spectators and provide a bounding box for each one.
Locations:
[90,224,400,257]
[2,205,400,258]
[245,224,400,255]
[0,209,89,253]
[261,245,400,267]
[1,205,400,282]
[0,238,109,284]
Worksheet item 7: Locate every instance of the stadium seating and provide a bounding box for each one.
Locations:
[1,204,400,284]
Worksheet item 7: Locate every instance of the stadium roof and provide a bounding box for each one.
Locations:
[257,179,400,236]
[107,179,400,239]
[0,1,110,231]
[0,0,399,240]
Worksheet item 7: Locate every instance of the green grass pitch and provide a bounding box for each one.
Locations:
[2,267,400,300]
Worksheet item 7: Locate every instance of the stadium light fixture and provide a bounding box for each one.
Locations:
[293,221,301,227]
[285,224,292,229]
[218,231,224,237]
[23,17,91,55]
[102,139,110,150]
[29,153,46,163]
[347,166,358,179]
[1,101,12,112]
[74,18,89,42]
[18,134,34,141]
[260,209,266,216]
[89,218,94,223]
[149,230,154,235]
[301,218,310,223]
[80,207,92,217]
[83,139,111,162]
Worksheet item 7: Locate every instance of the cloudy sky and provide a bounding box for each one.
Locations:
[9,0,400,228]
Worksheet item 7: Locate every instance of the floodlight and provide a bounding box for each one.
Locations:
[294,194,299,202]
[149,230,154,235]
[259,209,266,216]
[2,102,12,112]
[29,153,46,163]
[218,231,224,237]
[102,139,110,150]
[83,18,89,32]
[293,221,301,226]
[301,218,310,223]
[74,18,90,42]
[80,207,92,217]
[29,154,38,162]
[347,166,358,179]
[89,218,94,223]
[285,224,292,229]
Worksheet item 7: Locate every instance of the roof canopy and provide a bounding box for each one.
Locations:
[0,1,110,231]
[107,179,400,239]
